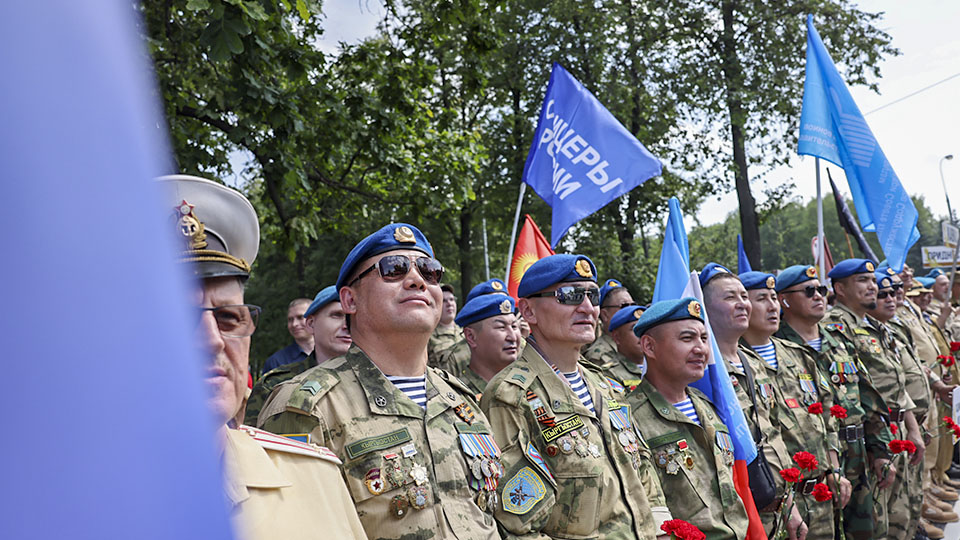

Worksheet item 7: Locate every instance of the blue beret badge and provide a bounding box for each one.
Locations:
[575,260,593,278]
[805,266,817,278]
[688,301,702,318]
[394,226,416,243]
[500,299,512,314]
[492,281,504,291]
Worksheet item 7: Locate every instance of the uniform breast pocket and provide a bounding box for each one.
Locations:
[652,442,710,514]
[543,466,602,538]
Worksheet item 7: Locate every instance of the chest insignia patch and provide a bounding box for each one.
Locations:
[502,467,546,514]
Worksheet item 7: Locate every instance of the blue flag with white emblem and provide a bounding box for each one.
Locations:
[522,63,662,247]
[652,197,690,303]
[798,15,919,272]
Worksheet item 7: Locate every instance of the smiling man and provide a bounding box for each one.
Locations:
[627,297,748,539]
[158,175,365,540]
[262,298,314,374]
[480,254,671,539]
[257,223,500,540]
[453,293,521,400]
[739,271,845,540]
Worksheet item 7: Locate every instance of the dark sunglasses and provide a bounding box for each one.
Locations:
[782,285,828,298]
[601,301,637,310]
[878,283,904,299]
[528,286,600,306]
[349,254,444,286]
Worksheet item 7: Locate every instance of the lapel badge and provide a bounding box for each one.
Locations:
[365,468,385,495]
[410,463,429,485]
[390,494,409,518]
[407,485,430,510]
[455,402,476,424]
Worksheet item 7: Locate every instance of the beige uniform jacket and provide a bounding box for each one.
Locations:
[628,381,749,540]
[581,332,621,372]
[224,426,367,540]
[480,341,669,539]
[257,346,500,540]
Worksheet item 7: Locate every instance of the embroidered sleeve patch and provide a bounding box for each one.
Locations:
[345,428,412,459]
[524,442,555,485]
[502,467,547,514]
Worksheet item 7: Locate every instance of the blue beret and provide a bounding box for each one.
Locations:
[455,294,516,327]
[465,278,509,303]
[609,305,645,333]
[700,263,735,288]
[875,272,895,290]
[304,285,339,317]
[917,276,936,288]
[599,279,625,306]
[518,254,597,298]
[336,223,434,290]
[632,297,704,337]
[927,268,946,279]
[775,265,819,292]
[739,271,776,290]
[827,258,876,281]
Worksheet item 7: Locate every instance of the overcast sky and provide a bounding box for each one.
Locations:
[314,0,960,235]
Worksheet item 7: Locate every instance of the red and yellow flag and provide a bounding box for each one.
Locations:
[508,215,554,299]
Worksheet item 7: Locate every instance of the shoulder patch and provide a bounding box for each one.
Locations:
[237,425,342,465]
[285,367,340,413]
[524,442,556,486]
[502,466,547,514]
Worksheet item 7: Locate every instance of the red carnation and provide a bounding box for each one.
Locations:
[943,416,956,428]
[807,402,823,414]
[950,341,960,353]
[830,405,848,419]
[890,424,898,435]
[660,519,706,540]
[812,482,833,502]
[889,440,906,453]
[779,467,802,483]
[939,355,956,367]
[953,425,960,438]
[793,451,819,471]
[902,440,917,454]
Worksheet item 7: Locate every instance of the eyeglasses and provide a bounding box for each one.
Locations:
[601,301,637,310]
[349,254,445,287]
[878,283,904,299]
[782,285,828,298]
[197,304,261,338]
[528,286,601,306]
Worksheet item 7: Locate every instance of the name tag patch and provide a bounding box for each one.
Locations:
[541,415,584,442]
[345,428,412,459]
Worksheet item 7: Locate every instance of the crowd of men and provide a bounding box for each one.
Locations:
[167,173,960,540]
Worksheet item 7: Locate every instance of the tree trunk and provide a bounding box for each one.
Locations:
[458,206,474,301]
[720,0,761,269]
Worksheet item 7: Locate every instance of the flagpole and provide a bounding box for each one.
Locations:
[482,216,490,281]
[816,157,826,280]
[504,183,527,282]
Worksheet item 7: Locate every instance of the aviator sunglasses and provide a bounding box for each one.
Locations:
[782,285,828,298]
[349,254,445,286]
[528,285,601,306]
[877,283,904,299]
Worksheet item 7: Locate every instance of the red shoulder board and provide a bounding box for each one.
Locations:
[237,425,342,465]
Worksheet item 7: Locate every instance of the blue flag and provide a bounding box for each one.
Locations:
[737,234,752,273]
[523,63,662,247]
[1,4,233,540]
[798,15,919,272]
[651,197,690,303]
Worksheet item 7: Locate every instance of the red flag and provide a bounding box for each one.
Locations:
[811,236,836,279]
[508,215,554,299]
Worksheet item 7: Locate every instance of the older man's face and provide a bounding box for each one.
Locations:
[197,276,250,424]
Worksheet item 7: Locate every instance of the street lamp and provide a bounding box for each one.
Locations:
[942,154,955,224]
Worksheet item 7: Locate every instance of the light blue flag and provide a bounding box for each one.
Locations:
[1,4,233,540]
[523,63,662,247]
[651,197,691,302]
[650,199,756,462]
[798,14,919,271]
[737,234,752,273]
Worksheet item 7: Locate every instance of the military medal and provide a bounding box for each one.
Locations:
[618,431,631,447]
[476,489,488,511]
[384,453,405,488]
[580,427,591,438]
[558,436,574,454]
[678,440,694,470]
[407,485,429,510]
[365,468,385,495]
[546,444,559,457]
[471,458,484,479]
[401,443,418,458]
[487,489,499,512]
[410,463,429,485]
[390,494,409,518]
[588,443,601,458]
[575,441,589,457]
[454,402,476,424]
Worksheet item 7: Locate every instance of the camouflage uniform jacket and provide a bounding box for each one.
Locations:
[480,341,670,539]
[581,332,622,371]
[256,345,500,540]
[897,303,945,370]
[438,338,471,377]
[889,318,932,423]
[457,365,488,402]
[628,381,749,540]
[775,322,892,469]
[760,337,839,476]
[602,357,646,392]
[245,353,317,425]
[857,316,916,415]
[429,324,462,367]
[723,347,793,502]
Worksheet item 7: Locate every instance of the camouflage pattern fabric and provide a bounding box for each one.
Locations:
[244,353,317,426]
[437,339,471,377]
[602,357,645,392]
[480,342,668,538]
[580,332,621,372]
[428,324,461,367]
[627,380,749,539]
[256,345,500,540]
[456,366,488,402]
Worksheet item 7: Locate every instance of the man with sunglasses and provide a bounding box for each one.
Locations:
[582,279,634,371]
[739,271,844,540]
[158,175,366,540]
[480,254,671,539]
[258,223,500,540]
[774,264,898,540]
